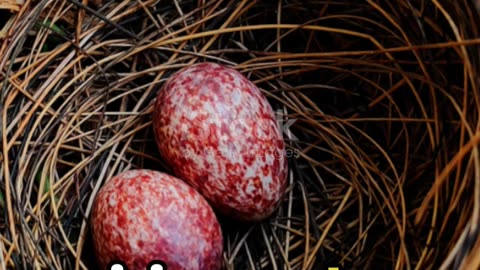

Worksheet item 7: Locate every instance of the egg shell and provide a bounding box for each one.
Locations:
[90,169,223,270]
[153,62,288,221]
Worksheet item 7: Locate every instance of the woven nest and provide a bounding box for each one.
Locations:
[1,0,480,269]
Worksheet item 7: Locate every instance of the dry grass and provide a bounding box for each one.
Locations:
[1,0,480,269]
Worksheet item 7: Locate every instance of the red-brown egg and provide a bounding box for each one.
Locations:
[153,62,288,221]
[90,169,223,270]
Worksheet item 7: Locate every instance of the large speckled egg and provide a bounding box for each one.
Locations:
[153,62,288,221]
[90,169,223,270]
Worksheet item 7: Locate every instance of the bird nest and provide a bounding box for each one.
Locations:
[1,0,480,269]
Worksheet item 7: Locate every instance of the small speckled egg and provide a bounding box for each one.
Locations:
[153,62,288,221]
[90,169,223,270]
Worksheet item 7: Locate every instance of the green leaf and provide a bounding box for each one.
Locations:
[35,169,59,205]
[0,190,4,209]
[34,19,66,36]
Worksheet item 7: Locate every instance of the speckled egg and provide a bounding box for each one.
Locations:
[153,62,288,221]
[90,169,223,270]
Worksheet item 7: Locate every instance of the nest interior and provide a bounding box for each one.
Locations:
[1,0,480,269]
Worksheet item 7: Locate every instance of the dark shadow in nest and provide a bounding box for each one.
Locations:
[0,10,11,30]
